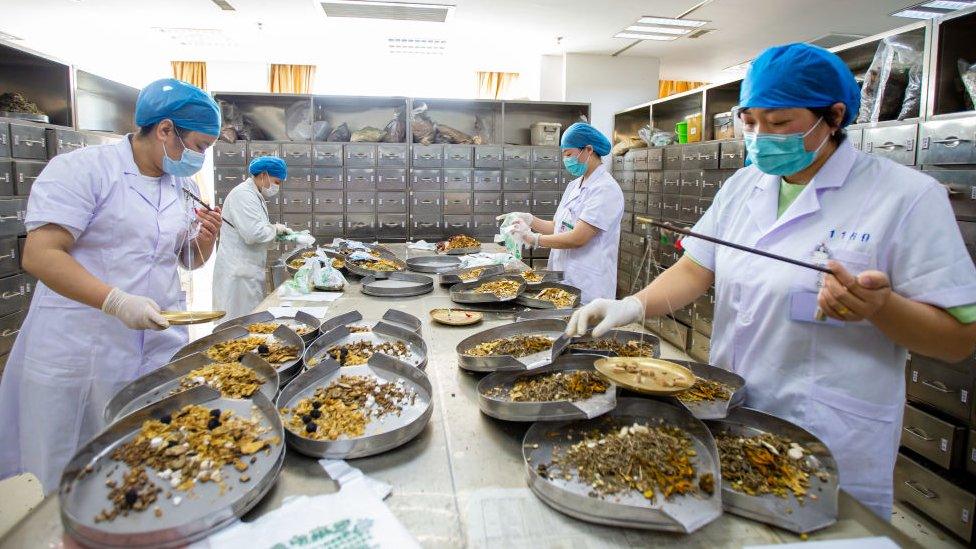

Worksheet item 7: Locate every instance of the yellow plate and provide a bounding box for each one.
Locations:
[594,357,695,395]
[430,308,483,326]
[161,310,227,325]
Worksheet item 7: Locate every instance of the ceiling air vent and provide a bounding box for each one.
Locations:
[320,1,455,22]
[807,33,866,49]
[153,28,237,47]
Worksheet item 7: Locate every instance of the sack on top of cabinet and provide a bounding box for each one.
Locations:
[327,123,351,142]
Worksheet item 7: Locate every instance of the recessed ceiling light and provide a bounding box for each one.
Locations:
[637,16,708,28]
[614,32,678,41]
[321,1,455,22]
[624,25,689,35]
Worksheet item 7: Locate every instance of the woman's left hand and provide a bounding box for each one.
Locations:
[509,219,539,246]
[194,207,223,246]
[817,260,891,322]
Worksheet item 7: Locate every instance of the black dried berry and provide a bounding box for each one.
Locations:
[301,414,312,424]
[305,423,317,433]
[210,408,221,417]
[310,409,322,419]
[124,489,138,506]
[207,418,221,430]
[159,415,172,425]
[338,347,349,365]
[258,344,270,354]
[167,440,177,447]
[311,401,322,409]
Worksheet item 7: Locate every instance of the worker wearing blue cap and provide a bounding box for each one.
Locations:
[0,78,224,493]
[503,122,624,303]
[568,43,976,520]
[213,156,294,318]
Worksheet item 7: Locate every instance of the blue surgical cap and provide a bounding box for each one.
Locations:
[135,78,221,137]
[249,156,288,181]
[560,122,612,156]
[740,43,860,127]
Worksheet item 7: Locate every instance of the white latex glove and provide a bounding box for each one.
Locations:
[565,296,644,338]
[274,223,292,236]
[495,212,534,226]
[508,219,539,247]
[101,288,169,330]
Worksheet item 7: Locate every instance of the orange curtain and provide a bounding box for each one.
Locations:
[270,64,316,94]
[658,80,707,98]
[171,61,207,90]
[477,71,520,100]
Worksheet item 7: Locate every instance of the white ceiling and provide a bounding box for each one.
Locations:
[0,0,921,86]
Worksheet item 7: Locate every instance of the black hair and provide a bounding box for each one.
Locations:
[807,106,847,145]
[137,121,186,137]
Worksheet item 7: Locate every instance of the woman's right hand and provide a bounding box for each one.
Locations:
[565,296,645,337]
[100,288,169,330]
[495,212,534,226]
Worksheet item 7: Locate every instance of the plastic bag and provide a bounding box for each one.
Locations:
[410,103,437,145]
[278,229,316,247]
[327,123,351,142]
[434,124,474,144]
[311,259,346,291]
[280,256,317,296]
[857,34,924,123]
[473,115,488,145]
[638,125,675,147]
[350,126,388,143]
[285,100,313,141]
[495,214,522,260]
[381,107,406,143]
[959,59,976,111]
[610,136,646,157]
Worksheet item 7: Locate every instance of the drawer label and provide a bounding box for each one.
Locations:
[940,438,948,452]
[963,509,970,524]
[971,447,976,463]
[961,389,968,404]
[912,370,918,383]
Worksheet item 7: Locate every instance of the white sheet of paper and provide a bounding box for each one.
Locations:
[283,291,344,303]
[267,306,331,319]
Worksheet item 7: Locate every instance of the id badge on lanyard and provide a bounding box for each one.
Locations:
[789,243,843,326]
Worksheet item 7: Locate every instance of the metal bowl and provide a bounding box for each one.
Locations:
[438,264,505,286]
[344,256,407,279]
[568,329,661,359]
[443,245,481,255]
[283,246,321,275]
[361,272,433,298]
[406,255,461,274]
[305,322,428,371]
[318,309,422,337]
[214,310,321,345]
[520,270,564,287]
[666,360,746,420]
[456,319,570,372]
[515,282,582,309]
[172,325,305,384]
[515,308,576,322]
[450,275,526,304]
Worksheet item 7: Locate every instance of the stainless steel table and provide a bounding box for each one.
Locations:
[0,244,919,548]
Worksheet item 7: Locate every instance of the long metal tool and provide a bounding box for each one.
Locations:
[646,218,831,274]
[183,188,236,229]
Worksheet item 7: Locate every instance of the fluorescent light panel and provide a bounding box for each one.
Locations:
[321,1,454,22]
[891,0,975,18]
[892,7,951,18]
[637,16,707,28]
[614,32,678,41]
[624,25,689,35]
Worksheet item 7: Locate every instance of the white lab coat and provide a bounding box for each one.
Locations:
[0,137,196,493]
[212,178,277,319]
[547,164,625,303]
[681,140,976,518]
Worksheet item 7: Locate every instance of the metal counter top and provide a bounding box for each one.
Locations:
[0,244,918,548]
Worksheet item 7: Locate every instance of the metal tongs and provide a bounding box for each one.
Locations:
[183,188,236,229]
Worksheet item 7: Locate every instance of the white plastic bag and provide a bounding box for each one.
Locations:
[496,214,522,260]
[312,259,346,291]
[857,34,924,123]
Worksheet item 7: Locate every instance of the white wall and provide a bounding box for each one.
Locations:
[208,62,269,93]
[539,55,564,102]
[562,54,660,139]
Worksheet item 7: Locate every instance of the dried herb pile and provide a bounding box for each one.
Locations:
[488,370,608,402]
[715,432,829,501]
[248,322,313,336]
[473,279,521,298]
[206,336,299,364]
[535,287,575,308]
[177,362,265,399]
[465,335,553,357]
[326,339,409,366]
[570,338,656,357]
[676,377,733,403]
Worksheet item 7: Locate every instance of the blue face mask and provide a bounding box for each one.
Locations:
[162,130,206,177]
[562,148,591,177]
[743,118,829,176]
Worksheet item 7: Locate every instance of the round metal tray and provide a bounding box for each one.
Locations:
[103,352,280,423]
[523,397,723,533]
[515,282,582,309]
[318,309,422,337]
[60,386,284,549]
[666,360,746,420]
[344,256,407,279]
[214,310,321,345]
[361,272,433,298]
[406,255,461,273]
[456,318,571,372]
[275,354,433,459]
[443,245,481,255]
[520,270,564,287]
[450,275,526,304]
[705,407,839,534]
[283,246,321,275]
[568,329,661,359]
[477,354,615,422]
[305,322,428,370]
[172,325,305,384]
[438,264,505,286]
[515,308,576,322]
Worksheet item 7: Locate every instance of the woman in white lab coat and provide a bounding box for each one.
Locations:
[213,156,291,319]
[567,43,976,519]
[506,122,624,303]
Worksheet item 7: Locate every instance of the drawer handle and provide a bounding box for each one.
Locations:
[288,152,305,157]
[873,142,904,151]
[903,426,934,441]
[15,137,44,147]
[450,154,465,160]
[903,480,937,500]
[353,153,368,158]
[0,328,19,337]
[0,214,23,221]
[223,151,240,157]
[1,290,23,299]
[382,152,399,158]
[420,154,435,159]
[921,380,951,393]
[941,183,962,196]
[0,174,9,183]
[930,137,971,147]
[318,152,336,158]
[0,251,14,260]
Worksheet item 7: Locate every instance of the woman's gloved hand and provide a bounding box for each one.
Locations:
[274,223,292,236]
[565,296,644,337]
[495,212,534,226]
[509,219,540,247]
[101,288,169,330]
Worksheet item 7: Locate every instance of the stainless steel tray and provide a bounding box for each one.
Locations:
[103,352,280,423]
[456,319,570,372]
[305,322,428,370]
[443,245,481,255]
[171,325,305,384]
[515,308,575,322]
[60,386,284,549]
[450,275,526,304]
[568,329,661,359]
[214,310,321,344]
[521,270,564,287]
[523,397,722,533]
[406,255,460,273]
[705,407,839,534]
[361,272,433,298]
[477,354,615,422]
[515,282,582,309]
[275,354,432,459]
[438,264,505,285]
[284,246,320,275]
[668,360,746,420]
[0,111,48,123]
[318,309,422,337]
[344,256,407,279]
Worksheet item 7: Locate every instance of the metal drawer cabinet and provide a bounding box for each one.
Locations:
[968,430,976,477]
[906,354,974,422]
[312,214,343,238]
[647,171,663,194]
[377,214,407,240]
[376,169,407,190]
[697,143,720,170]
[312,143,343,167]
[657,316,690,350]
[663,145,683,171]
[672,306,693,329]
[0,274,27,316]
[701,169,734,199]
[901,403,966,470]
[376,192,407,214]
[647,148,664,171]
[473,192,502,214]
[532,170,561,191]
[680,144,702,170]
[9,124,47,160]
[863,123,918,166]
[919,118,976,166]
[612,156,625,173]
[699,197,713,219]
[472,215,499,238]
[679,195,700,224]
[0,309,25,356]
[279,191,313,214]
[214,167,247,187]
[958,221,976,263]
[284,167,312,190]
[662,196,681,223]
[410,215,441,239]
[662,171,681,195]
[0,162,11,196]
[693,291,714,337]
[346,191,375,214]
[532,192,560,215]
[443,215,471,234]
[13,161,44,196]
[647,192,663,219]
[623,192,636,213]
[719,140,745,169]
[281,214,312,233]
[847,128,864,152]
[619,170,636,192]
[473,170,502,191]
[679,170,702,198]
[475,146,503,169]
[313,191,343,214]
[503,192,531,213]
[0,198,26,237]
[895,452,975,543]
[442,169,473,191]
[345,144,376,168]
[214,141,247,165]
[45,128,85,158]
[411,169,441,191]
[623,155,635,171]
[346,214,376,240]
[503,170,531,191]
[924,169,976,221]
[688,330,710,363]
[413,145,443,168]
[411,192,441,215]
[633,192,649,214]
[633,149,650,171]
[312,167,343,190]
[443,192,472,215]
[503,146,531,169]
[634,171,649,194]
[281,143,312,166]
[0,122,9,158]
[0,237,17,277]
[531,147,561,169]
[248,141,280,160]
[377,144,407,168]
[443,145,474,168]
[345,168,375,190]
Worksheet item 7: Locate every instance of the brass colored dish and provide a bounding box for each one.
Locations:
[161,311,226,325]
[594,357,695,395]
